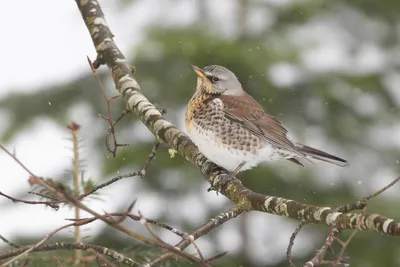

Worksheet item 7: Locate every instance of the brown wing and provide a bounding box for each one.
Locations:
[219,93,304,156]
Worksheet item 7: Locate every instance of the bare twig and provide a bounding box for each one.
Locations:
[303,227,340,267]
[28,191,59,201]
[77,139,160,199]
[336,176,400,213]
[331,230,356,266]
[113,199,137,224]
[0,242,139,266]
[287,222,306,267]
[58,185,209,266]
[146,206,246,266]
[138,211,168,245]
[0,191,59,210]
[204,251,229,264]
[137,209,205,263]
[52,255,64,267]
[139,141,160,177]
[78,172,140,200]
[0,235,20,248]
[0,216,118,265]
[100,212,187,238]
[88,248,117,267]
[0,144,56,194]
[87,57,128,157]
[363,176,400,201]
[183,234,204,263]
[1,223,75,266]
[0,144,35,177]
[114,109,129,125]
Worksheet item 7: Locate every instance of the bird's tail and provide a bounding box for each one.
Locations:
[295,144,349,167]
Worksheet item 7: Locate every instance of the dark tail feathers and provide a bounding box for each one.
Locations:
[294,144,349,167]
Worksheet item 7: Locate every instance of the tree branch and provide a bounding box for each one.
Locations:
[0,242,140,267]
[73,0,400,236]
[58,185,210,266]
[146,206,246,266]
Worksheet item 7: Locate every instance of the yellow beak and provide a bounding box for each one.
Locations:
[190,65,206,78]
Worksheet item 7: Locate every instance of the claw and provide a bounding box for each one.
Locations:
[207,162,246,194]
[207,173,236,194]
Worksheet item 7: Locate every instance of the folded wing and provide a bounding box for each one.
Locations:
[219,93,304,157]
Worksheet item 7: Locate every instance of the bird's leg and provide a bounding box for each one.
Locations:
[208,161,246,193]
[230,161,246,177]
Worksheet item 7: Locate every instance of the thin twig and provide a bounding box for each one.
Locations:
[1,217,105,265]
[77,139,160,199]
[58,185,209,266]
[364,176,400,201]
[145,206,246,266]
[204,251,228,264]
[0,144,35,177]
[88,248,117,267]
[0,191,59,210]
[102,212,187,238]
[303,227,340,267]
[137,209,206,263]
[336,176,400,213]
[138,211,168,245]
[1,223,75,266]
[113,110,129,126]
[287,222,306,267]
[28,191,59,201]
[0,235,20,248]
[87,57,128,158]
[139,141,160,177]
[0,242,139,266]
[0,144,56,194]
[113,200,137,224]
[183,233,204,263]
[52,255,64,267]
[77,172,140,200]
[331,230,357,266]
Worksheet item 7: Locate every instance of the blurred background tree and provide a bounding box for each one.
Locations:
[1,0,400,266]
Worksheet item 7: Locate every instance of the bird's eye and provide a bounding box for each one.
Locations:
[211,76,219,83]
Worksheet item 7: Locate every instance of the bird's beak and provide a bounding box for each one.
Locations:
[190,65,206,78]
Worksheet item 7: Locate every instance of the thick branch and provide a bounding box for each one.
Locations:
[74,0,400,236]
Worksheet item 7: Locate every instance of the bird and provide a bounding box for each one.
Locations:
[185,64,349,179]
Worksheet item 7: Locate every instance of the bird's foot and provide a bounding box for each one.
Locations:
[207,172,237,193]
[207,162,245,194]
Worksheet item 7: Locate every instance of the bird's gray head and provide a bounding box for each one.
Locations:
[190,65,244,96]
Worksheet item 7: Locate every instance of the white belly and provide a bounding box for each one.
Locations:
[188,126,276,172]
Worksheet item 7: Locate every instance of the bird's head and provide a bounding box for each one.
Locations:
[190,65,244,96]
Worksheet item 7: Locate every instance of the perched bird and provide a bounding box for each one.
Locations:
[185,65,349,176]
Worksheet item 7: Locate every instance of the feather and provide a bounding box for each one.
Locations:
[219,93,304,157]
